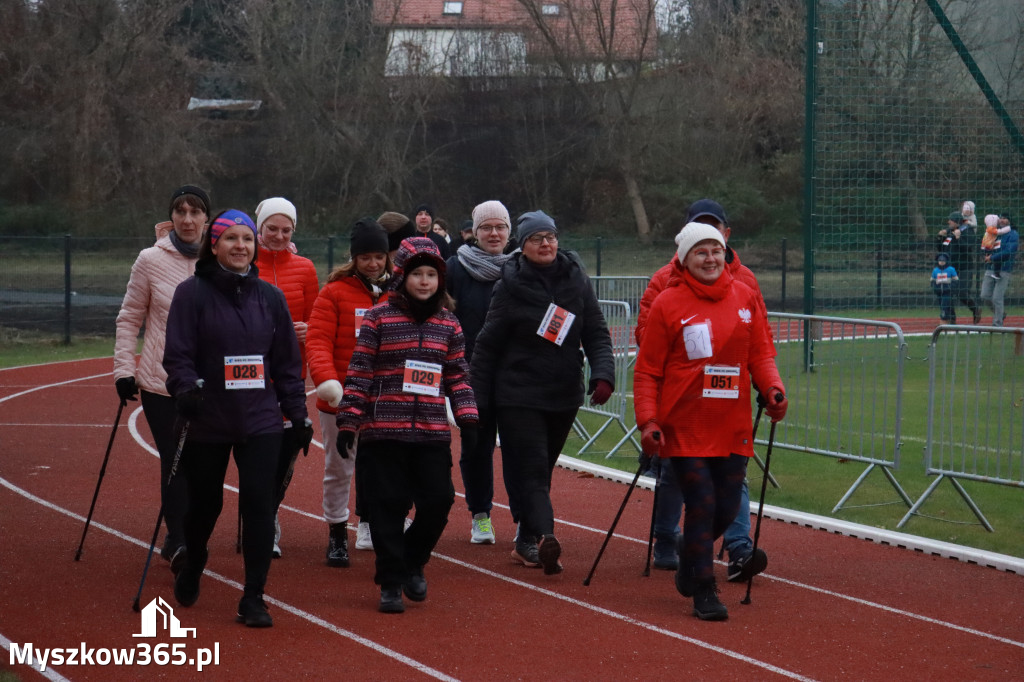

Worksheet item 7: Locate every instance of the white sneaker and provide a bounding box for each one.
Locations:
[355,521,373,551]
[404,517,413,532]
[471,513,496,544]
[272,515,282,558]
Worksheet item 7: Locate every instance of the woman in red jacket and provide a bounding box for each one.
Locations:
[633,222,787,622]
[306,219,392,567]
[254,197,320,558]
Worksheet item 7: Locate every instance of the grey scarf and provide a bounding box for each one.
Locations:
[456,244,511,282]
[168,230,200,259]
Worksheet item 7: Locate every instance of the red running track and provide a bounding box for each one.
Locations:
[1,358,1022,680]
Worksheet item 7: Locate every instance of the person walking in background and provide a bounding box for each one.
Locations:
[930,253,958,322]
[980,213,1019,326]
[936,211,981,324]
[412,203,451,259]
[634,222,787,621]
[336,237,477,614]
[980,213,1012,279]
[114,184,210,574]
[306,218,392,566]
[378,211,417,260]
[635,199,770,583]
[254,196,320,559]
[446,200,514,544]
[164,209,311,628]
[471,210,615,575]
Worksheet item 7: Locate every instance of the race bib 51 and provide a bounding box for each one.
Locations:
[702,364,740,399]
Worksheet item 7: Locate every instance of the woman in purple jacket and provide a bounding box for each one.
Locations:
[163,209,311,628]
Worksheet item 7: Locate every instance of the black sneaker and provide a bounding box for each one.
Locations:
[972,309,982,324]
[326,524,350,568]
[379,586,405,614]
[538,534,563,575]
[173,548,207,608]
[692,580,728,621]
[236,594,273,628]
[169,546,188,577]
[511,540,540,568]
[652,537,679,571]
[727,548,768,583]
[404,569,427,602]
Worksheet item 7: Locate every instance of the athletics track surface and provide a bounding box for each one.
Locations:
[1,357,1022,681]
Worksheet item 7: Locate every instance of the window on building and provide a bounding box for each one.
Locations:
[541,3,561,15]
[443,1,463,15]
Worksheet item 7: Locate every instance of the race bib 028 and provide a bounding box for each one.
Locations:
[224,355,265,390]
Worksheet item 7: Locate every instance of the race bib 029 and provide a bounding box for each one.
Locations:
[402,360,442,397]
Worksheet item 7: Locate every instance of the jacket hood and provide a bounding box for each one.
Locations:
[391,237,446,292]
[155,221,173,241]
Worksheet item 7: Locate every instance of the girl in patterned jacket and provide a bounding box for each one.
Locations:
[306,218,392,567]
[336,237,478,614]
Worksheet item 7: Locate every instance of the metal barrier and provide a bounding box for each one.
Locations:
[590,276,649,347]
[899,325,1024,531]
[766,313,912,512]
[576,300,639,457]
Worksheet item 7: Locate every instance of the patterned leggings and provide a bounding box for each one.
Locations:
[669,454,748,582]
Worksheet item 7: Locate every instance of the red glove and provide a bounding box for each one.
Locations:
[765,387,788,422]
[640,421,662,456]
[589,379,613,406]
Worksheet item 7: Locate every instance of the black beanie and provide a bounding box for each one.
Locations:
[350,218,389,256]
[169,184,211,218]
[413,203,435,221]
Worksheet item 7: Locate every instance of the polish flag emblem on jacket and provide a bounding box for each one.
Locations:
[738,308,752,323]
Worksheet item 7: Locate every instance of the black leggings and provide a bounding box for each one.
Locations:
[670,454,748,582]
[497,407,578,542]
[180,434,280,596]
[139,390,188,550]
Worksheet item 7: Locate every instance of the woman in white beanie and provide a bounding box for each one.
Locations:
[633,222,786,622]
[254,196,320,558]
[445,200,514,544]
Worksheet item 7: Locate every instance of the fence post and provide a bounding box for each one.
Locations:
[327,236,335,274]
[876,243,883,307]
[780,237,787,311]
[64,234,72,345]
[595,237,602,277]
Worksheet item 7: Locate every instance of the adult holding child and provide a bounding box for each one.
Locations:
[446,200,514,544]
[164,209,311,627]
[633,222,786,621]
[471,210,615,575]
[936,211,981,323]
[306,218,392,566]
[114,184,210,573]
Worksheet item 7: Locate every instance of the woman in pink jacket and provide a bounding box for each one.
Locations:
[633,222,787,622]
[114,184,210,572]
[253,196,320,558]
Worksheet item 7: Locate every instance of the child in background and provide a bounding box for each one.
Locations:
[981,214,1011,279]
[336,237,478,614]
[931,253,958,322]
[961,201,978,228]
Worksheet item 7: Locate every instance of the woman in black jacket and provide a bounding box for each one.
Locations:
[163,209,311,628]
[471,210,615,575]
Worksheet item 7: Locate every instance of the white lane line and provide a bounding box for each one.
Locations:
[0,372,110,404]
[0,476,457,682]
[0,633,72,682]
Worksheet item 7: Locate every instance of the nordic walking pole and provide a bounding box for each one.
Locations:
[132,379,201,612]
[642,458,659,577]
[583,462,645,586]
[741,405,780,606]
[236,507,242,554]
[75,398,126,561]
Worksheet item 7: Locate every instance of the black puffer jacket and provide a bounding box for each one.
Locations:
[470,250,615,412]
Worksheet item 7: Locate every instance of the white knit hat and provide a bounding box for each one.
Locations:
[984,214,999,228]
[255,197,297,233]
[675,222,726,262]
[471,200,511,235]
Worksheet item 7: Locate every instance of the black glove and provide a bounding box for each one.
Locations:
[756,391,768,409]
[460,424,479,455]
[284,418,314,456]
[115,377,139,403]
[175,385,203,418]
[297,418,314,456]
[336,429,355,457]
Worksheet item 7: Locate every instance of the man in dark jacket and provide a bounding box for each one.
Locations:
[980,213,1019,326]
[412,203,451,259]
[937,211,981,323]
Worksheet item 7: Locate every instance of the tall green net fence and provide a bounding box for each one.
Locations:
[808,0,1024,313]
